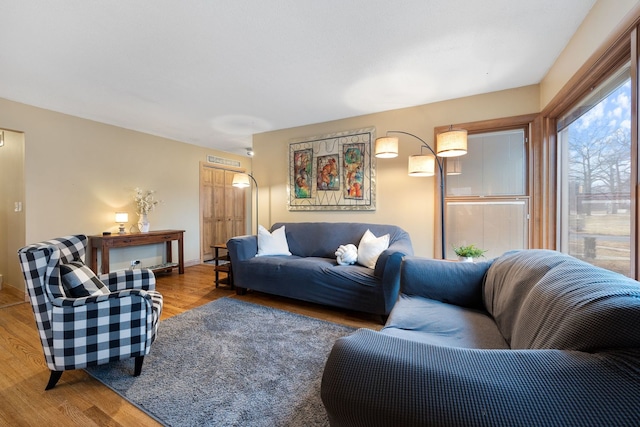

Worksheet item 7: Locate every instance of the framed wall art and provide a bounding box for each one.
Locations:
[288,127,376,211]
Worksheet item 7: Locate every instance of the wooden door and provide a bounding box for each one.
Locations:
[200,164,246,261]
[224,171,246,240]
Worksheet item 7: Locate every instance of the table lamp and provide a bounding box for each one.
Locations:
[115,212,129,234]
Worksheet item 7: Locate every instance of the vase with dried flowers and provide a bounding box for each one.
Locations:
[134,188,159,232]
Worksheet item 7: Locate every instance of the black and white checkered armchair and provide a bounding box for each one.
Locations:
[18,235,163,390]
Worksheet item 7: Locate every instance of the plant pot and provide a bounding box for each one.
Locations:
[458,256,474,262]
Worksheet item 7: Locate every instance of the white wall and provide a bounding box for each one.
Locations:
[0,97,249,273]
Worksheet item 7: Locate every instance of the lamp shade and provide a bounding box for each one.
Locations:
[408,154,435,177]
[115,212,128,223]
[446,158,462,175]
[374,137,399,158]
[232,173,251,188]
[436,128,467,157]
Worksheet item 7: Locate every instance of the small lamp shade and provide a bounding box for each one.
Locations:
[115,212,128,234]
[436,128,467,157]
[374,137,399,158]
[115,212,128,223]
[232,173,251,188]
[446,158,462,175]
[408,155,435,177]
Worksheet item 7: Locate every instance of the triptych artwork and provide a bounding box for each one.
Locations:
[288,127,376,211]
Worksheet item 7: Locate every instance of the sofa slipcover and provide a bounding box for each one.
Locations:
[226,222,413,317]
[321,250,640,426]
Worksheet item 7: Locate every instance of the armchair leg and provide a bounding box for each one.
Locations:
[134,356,144,376]
[45,370,63,390]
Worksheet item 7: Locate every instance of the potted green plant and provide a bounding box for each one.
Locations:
[452,244,487,262]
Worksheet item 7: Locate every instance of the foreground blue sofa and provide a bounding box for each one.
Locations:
[226,222,413,317]
[321,249,640,426]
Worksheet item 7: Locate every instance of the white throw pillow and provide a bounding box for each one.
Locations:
[256,225,292,256]
[357,229,390,269]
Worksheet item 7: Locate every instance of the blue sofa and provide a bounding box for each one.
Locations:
[321,250,640,426]
[226,222,413,317]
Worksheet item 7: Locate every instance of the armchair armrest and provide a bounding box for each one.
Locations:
[52,288,153,307]
[322,329,640,427]
[400,256,493,309]
[99,268,156,292]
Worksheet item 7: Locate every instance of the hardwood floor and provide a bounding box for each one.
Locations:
[0,284,25,308]
[0,264,382,426]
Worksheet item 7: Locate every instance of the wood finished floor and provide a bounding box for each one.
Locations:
[0,264,382,426]
[0,284,26,308]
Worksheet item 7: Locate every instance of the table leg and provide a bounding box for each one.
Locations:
[91,247,98,274]
[101,245,110,274]
[178,235,184,274]
[166,241,172,266]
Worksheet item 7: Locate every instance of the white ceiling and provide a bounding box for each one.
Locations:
[1,1,596,156]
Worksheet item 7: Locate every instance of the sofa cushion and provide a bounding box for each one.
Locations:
[401,257,494,309]
[485,249,640,351]
[60,260,110,297]
[357,229,390,269]
[257,225,291,256]
[244,255,379,288]
[382,294,509,349]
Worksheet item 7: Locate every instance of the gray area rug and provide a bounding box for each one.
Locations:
[85,297,355,426]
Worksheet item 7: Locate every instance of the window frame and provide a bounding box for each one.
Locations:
[434,115,537,257]
[540,13,640,278]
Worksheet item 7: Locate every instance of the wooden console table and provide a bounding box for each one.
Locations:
[89,230,185,274]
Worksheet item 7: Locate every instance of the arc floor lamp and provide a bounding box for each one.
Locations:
[232,172,259,234]
[374,127,467,259]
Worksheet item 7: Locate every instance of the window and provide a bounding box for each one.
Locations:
[445,127,529,259]
[557,63,632,276]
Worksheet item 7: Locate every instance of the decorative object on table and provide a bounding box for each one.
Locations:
[85,297,354,426]
[137,214,150,233]
[288,127,376,211]
[453,244,487,262]
[374,127,468,259]
[115,212,128,234]
[134,187,160,233]
[232,172,259,234]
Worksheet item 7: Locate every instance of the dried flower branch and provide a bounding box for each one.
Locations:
[134,187,160,215]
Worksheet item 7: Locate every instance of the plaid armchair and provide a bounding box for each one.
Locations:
[18,235,163,390]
